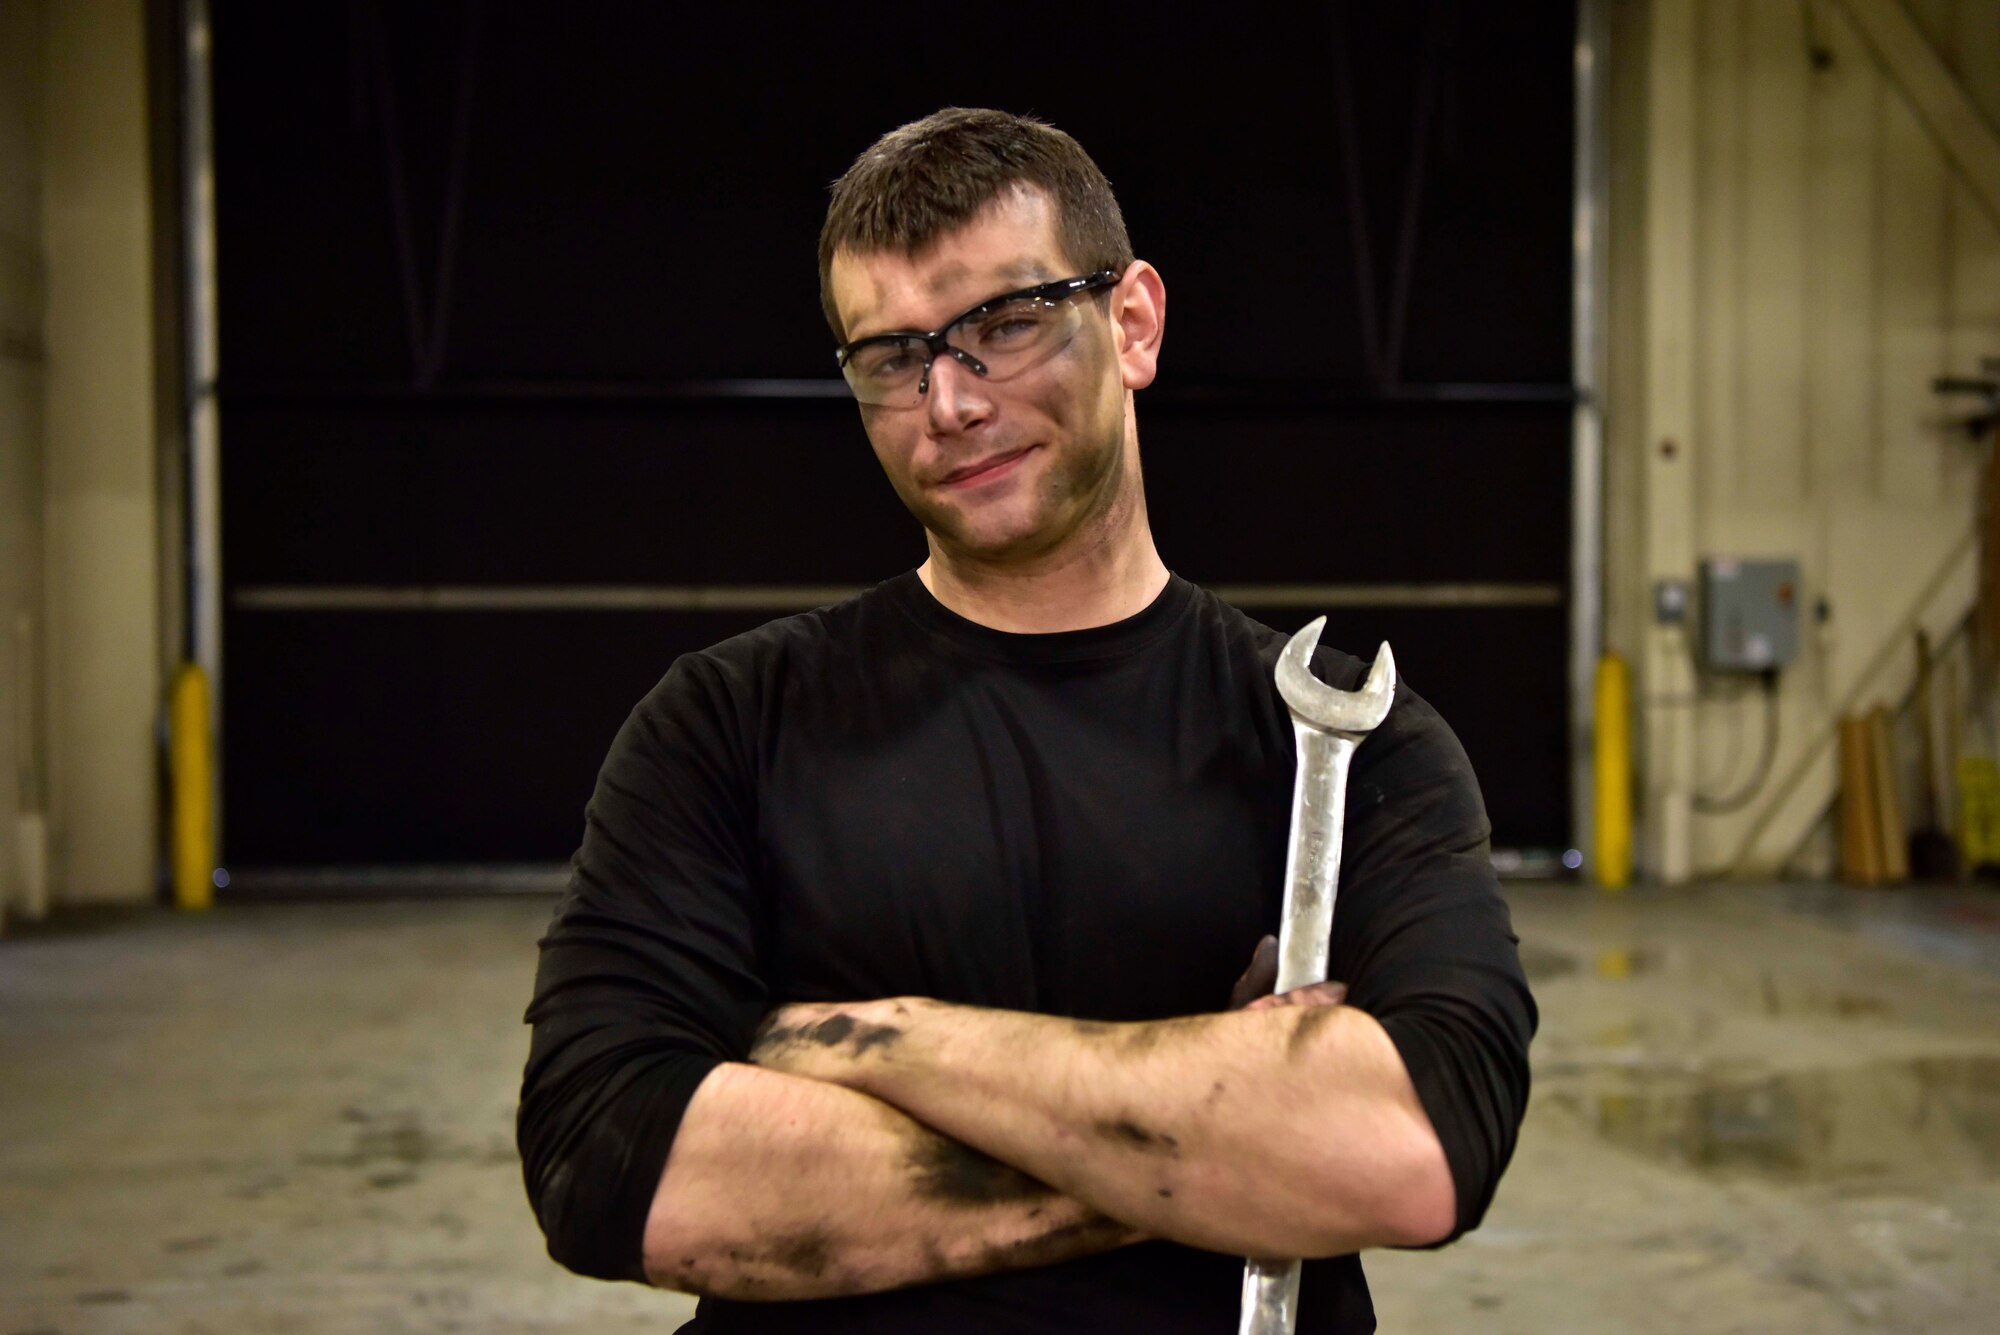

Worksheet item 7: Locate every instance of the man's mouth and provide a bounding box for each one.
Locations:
[939,446,1035,488]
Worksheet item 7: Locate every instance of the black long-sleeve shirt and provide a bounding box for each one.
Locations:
[519,570,1537,1333]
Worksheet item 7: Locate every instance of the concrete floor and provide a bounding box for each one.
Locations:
[2,882,1998,1334]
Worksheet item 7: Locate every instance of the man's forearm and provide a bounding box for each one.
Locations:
[754,999,1455,1258]
[642,1060,1141,1299]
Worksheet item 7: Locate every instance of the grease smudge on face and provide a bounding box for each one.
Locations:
[828,189,1133,568]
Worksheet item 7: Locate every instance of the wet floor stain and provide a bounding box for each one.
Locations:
[306,1110,436,1171]
[298,1108,517,1187]
[74,1290,130,1305]
[1587,1019,1652,1048]
[161,1235,217,1254]
[228,1171,290,1201]
[1517,944,1578,981]
[1594,947,1663,980]
[1778,885,2000,978]
[1517,944,1665,982]
[1754,973,1894,1019]
[1548,1055,2000,1183]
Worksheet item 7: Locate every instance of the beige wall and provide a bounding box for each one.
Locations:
[1,1,50,920]
[1610,0,2000,879]
[0,0,160,910]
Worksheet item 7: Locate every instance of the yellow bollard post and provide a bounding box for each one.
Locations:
[1593,652,1633,890]
[170,663,214,910]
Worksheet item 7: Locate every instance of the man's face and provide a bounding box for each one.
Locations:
[828,189,1134,565]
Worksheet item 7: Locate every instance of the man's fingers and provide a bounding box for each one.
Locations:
[1229,937,1348,1012]
[1227,934,1280,1010]
[1245,981,1348,1011]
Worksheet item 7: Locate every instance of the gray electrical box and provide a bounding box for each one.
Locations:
[1699,558,1800,671]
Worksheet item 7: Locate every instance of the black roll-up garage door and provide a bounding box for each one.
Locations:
[211,1,1576,873]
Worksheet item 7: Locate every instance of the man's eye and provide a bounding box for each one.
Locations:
[856,344,918,378]
[972,305,1051,346]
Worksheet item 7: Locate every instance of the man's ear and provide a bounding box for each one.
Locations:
[1112,261,1166,392]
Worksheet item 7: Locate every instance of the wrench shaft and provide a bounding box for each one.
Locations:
[1273,724,1358,993]
[1238,624,1395,1335]
[1238,723,1360,1335]
[1239,1257,1300,1335]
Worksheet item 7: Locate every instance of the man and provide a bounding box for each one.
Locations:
[518,107,1535,1333]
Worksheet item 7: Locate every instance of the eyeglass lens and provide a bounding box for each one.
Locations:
[842,294,1089,408]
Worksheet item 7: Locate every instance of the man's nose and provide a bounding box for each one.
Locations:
[924,350,993,434]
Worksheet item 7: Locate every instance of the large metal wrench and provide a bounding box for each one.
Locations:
[1238,618,1396,1335]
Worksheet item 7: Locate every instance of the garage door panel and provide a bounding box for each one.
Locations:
[1236,604,1571,851]
[1146,406,1571,585]
[222,608,782,864]
[221,402,919,586]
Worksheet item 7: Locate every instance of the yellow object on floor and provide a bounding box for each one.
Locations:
[1593,653,1632,890]
[1961,756,2000,869]
[170,663,214,911]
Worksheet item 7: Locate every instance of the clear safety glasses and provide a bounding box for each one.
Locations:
[834,270,1120,408]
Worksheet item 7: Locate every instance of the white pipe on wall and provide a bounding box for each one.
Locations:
[183,0,223,869]
[1570,0,1610,873]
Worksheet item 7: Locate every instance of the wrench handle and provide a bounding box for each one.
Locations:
[1237,722,1360,1335]
[1239,1257,1301,1334]
[1274,725,1357,992]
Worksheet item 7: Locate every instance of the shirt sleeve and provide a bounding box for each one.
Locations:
[1322,668,1538,1246]
[516,652,770,1282]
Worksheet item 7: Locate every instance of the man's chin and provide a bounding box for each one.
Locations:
[922,510,1062,566]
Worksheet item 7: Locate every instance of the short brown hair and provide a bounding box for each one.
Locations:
[817,107,1134,340]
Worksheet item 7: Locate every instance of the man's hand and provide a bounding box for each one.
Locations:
[1228,932,1349,1012]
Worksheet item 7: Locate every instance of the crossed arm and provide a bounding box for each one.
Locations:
[640,954,1456,1300]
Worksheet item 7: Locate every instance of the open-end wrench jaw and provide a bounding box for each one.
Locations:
[1275,617,1396,735]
